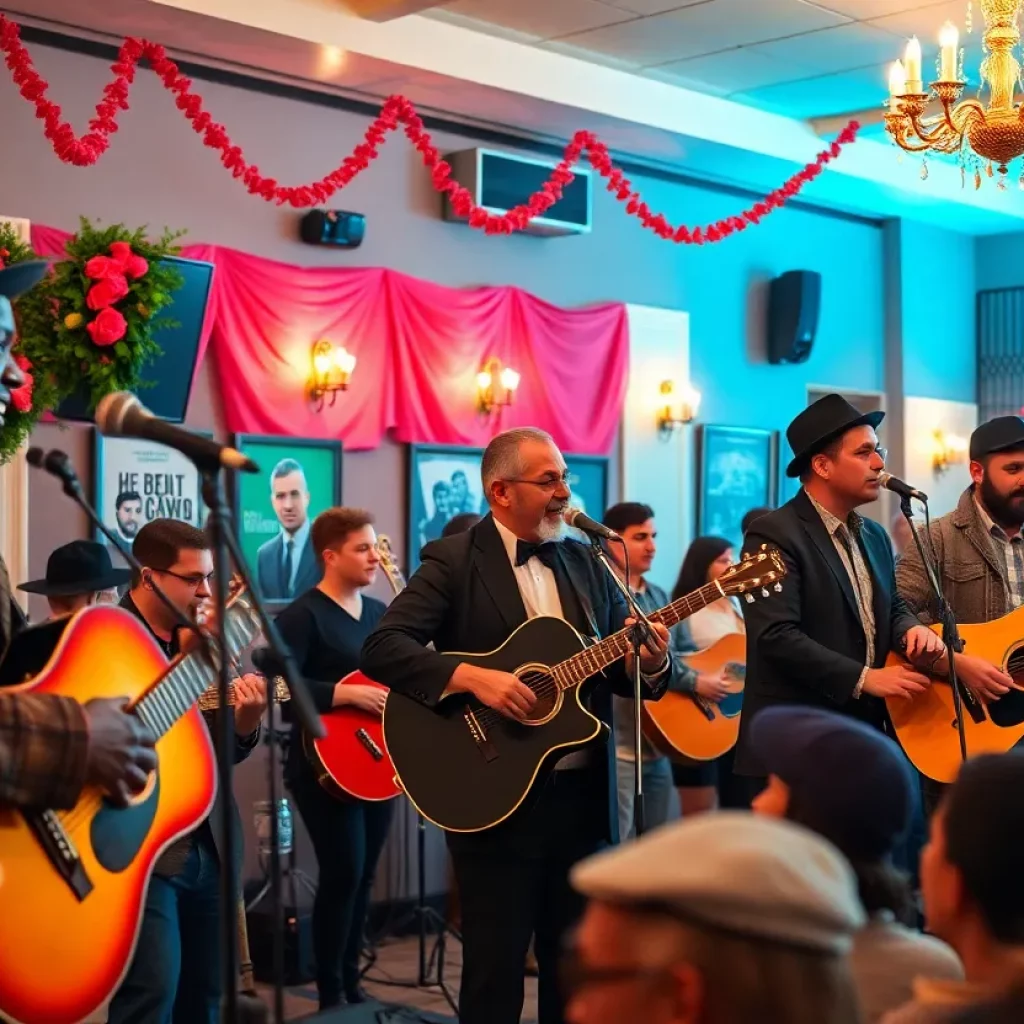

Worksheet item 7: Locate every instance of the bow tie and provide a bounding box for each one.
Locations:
[515,540,559,569]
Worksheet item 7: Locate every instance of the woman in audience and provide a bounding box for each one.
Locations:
[750,706,963,1023]
[669,535,746,814]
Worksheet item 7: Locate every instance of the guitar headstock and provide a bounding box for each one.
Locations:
[376,535,407,597]
[718,544,787,603]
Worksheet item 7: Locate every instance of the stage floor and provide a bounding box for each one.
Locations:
[255,935,540,1021]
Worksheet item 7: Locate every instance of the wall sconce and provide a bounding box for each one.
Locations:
[476,357,520,415]
[657,379,701,436]
[932,428,968,475]
[310,339,356,411]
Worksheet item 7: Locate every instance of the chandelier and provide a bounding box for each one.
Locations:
[884,0,1024,182]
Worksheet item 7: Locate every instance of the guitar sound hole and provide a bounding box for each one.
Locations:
[519,667,559,724]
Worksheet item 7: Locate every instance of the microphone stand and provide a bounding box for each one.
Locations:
[898,495,971,764]
[585,537,658,839]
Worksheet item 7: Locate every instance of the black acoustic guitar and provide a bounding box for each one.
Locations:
[382,546,786,832]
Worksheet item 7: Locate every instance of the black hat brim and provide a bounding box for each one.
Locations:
[0,261,49,301]
[785,409,886,478]
[18,567,132,596]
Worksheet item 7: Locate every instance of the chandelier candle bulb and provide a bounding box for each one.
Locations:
[904,36,923,91]
[889,60,908,98]
[939,22,959,81]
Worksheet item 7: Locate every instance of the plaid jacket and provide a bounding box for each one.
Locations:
[0,691,90,808]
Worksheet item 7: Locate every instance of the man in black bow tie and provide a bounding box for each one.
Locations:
[734,394,942,805]
[362,426,672,1024]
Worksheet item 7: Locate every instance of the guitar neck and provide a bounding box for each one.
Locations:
[553,581,724,690]
[133,604,260,738]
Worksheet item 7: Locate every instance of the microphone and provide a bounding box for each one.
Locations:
[27,447,82,498]
[562,506,620,541]
[878,471,929,504]
[95,392,260,475]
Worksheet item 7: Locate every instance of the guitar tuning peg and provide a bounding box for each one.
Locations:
[761,588,769,598]
[745,592,754,604]
[774,582,782,592]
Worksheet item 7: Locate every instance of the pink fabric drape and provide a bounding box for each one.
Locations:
[30,225,628,453]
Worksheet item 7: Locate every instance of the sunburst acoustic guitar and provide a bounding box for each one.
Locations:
[886,603,1024,783]
[641,632,746,761]
[0,591,262,1024]
[303,534,405,802]
[383,546,786,833]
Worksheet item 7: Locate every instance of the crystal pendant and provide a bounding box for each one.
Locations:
[745,593,754,604]
[774,582,782,592]
[920,159,929,180]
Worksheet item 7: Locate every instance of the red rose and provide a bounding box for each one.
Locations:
[84,255,121,280]
[86,274,129,310]
[86,307,127,346]
[108,241,133,267]
[10,355,33,413]
[125,254,149,279]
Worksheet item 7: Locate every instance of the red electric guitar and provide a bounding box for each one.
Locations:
[304,535,404,802]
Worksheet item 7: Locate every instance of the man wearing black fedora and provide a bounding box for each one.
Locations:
[0,259,156,811]
[734,393,943,802]
[19,539,131,618]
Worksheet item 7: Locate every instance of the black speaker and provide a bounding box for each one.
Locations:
[299,209,366,248]
[767,270,821,364]
[245,902,314,985]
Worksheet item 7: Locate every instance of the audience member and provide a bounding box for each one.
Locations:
[750,707,962,1022]
[882,754,1024,1024]
[18,540,130,618]
[441,512,482,538]
[567,812,866,1024]
[741,506,773,536]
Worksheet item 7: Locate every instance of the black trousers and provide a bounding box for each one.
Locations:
[448,767,608,1024]
[289,770,395,1008]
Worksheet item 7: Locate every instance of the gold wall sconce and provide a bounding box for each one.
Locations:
[657,379,701,436]
[310,339,356,411]
[932,428,968,475]
[477,357,520,415]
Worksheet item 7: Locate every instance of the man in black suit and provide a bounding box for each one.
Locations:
[256,458,319,600]
[361,427,672,1024]
[734,394,942,803]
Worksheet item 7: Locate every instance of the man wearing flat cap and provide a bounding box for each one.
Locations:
[896,415,1024,810]
[0,260,156,811]
[565,812,866,1024]
[734,394,941,801]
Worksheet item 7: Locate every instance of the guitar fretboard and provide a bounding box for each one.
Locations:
[133,604,260,739]
[550,580,725,691]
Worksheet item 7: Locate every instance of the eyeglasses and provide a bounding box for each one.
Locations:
[504,472,571,493]
[559,947,670,997]
[156,568,215,590]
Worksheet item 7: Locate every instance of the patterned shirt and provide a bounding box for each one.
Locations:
[807,492,875,696]
[973,496,1024,610]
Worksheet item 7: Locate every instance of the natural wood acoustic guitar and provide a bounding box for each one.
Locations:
[641,632,746,761]
[886,604,1024,783]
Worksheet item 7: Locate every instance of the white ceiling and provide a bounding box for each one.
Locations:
[427,0,989,125]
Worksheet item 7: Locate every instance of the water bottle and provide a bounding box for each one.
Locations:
[253,798,293,858]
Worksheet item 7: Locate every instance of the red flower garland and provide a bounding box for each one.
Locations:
[0,14,859,244]
[10,354,32,413]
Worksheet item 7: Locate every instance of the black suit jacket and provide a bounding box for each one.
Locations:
[256,531,319,601]
[360,515,672,843]
[734,489,921,777]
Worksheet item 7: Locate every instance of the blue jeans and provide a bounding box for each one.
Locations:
[107,841,223,1024]
[615,755,679,840]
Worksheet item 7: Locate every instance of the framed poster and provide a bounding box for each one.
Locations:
[93,431,207,566]
[231,435,343,605]
[696,425,779,553]
[407,444,610,571]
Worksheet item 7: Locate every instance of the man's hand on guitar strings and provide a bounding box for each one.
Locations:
[83,697,158,807]
[232,673,267,736]
[954,653,1014,704]
[695,672,730,703]
[449,663,537,722]
[903,625,946,667]
[333,682,387,717]
[623,617,670,676]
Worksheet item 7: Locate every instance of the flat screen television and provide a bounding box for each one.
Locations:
[54,255,214,425]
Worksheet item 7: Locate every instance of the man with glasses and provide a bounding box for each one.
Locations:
[734,394,941,805]
[362,426,673,1024]
[108,518,267,1024]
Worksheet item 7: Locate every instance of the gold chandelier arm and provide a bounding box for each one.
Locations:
[947,99,984,133]
[907,111,960,149]
[884,116,941,152]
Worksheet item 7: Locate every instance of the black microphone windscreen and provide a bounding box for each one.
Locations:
[25,447,44,467]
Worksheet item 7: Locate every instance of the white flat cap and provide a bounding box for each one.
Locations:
[571,812,865,955]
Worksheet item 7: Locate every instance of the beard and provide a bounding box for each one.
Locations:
[536,516,567,543]
[979,474,1024,530]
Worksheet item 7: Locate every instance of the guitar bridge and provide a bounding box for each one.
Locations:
[355,728,385,762]
[25,809,93,902]
[464,708,499,763]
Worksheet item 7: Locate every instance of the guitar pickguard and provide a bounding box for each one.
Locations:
[90,769,162,874]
